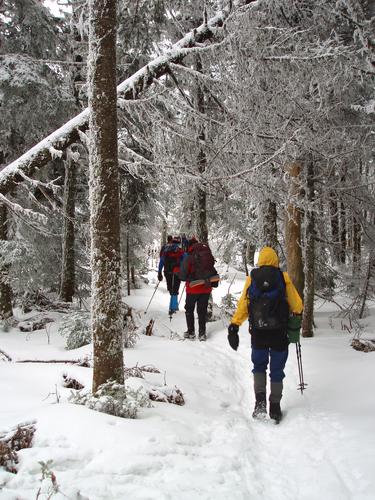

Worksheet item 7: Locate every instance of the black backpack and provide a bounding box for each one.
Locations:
[248,266,289,331]
[182,243,217,281]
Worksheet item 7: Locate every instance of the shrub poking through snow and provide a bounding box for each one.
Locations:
[58,312,91,350]
[124,365,144,379]
[122,303,139,348]
[351,339,375,352]
[69,380,151,418]
[220,293,237,318]
[62,373,84,390]
[0,422,36,473]
[149,386,185,406]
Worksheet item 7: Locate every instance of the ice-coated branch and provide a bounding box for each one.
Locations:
[0,2,251,195]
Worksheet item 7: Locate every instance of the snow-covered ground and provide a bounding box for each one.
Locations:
[1,268,375,499]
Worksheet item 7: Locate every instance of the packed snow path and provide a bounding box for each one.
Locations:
[0,274,374,499]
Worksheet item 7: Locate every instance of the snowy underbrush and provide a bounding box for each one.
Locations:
[58,311,91,350]
[69,380,151,419]
[57,303,141,351]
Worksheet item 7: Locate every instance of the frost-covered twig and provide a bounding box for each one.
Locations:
[0,349,12,362]
[0,194,48,225]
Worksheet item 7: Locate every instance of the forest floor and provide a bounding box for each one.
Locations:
[0,266,375,500]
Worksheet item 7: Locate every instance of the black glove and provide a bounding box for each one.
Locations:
[158,272,163,281]
[227,323,239,351]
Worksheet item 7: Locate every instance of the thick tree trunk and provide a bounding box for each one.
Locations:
[0,204,13,320]
[261,200,278,250]
[89,0,124,392]
[59,153,76,302]
[302,160,314,338]
[285,162,304,299]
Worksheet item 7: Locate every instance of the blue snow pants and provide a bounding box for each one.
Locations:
[251,347,289,382]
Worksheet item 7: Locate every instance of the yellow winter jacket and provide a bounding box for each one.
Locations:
[231,247,303,327]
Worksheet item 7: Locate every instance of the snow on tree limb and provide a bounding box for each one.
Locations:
[0,4,242,195]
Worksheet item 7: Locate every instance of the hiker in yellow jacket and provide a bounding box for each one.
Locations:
[227,247,303,422]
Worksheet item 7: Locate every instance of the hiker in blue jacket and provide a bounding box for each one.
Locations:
[158,236,184,315]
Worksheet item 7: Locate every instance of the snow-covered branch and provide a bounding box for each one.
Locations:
[0,2,248,195]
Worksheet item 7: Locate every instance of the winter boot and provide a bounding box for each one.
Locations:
[252,392,267,419]
[253,372,267,395]
[269,402,282,422]
[269,382,283,422]
[184,331,195,340]
[198,331,207,341]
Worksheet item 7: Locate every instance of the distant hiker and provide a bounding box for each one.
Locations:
[179,238,219,341]
[227,246,303,422]
[158,236,184,315]
[159,235,173,258]
[181,233,189,252]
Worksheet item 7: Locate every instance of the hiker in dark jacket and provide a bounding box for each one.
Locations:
[227,246,303,422]
[158,236,184,315]
[179,238,217,342]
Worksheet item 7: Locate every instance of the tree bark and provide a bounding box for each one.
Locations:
[247,243,256,267]
[195,56,208,245]
[260,200,278,249]
[161,216,168,248]
[126,230,131,296]
[329,190,339,264]
[339,201,346,264]
[59,153,76,302]
[89,0,124,392]
[352,214,361,278]
[242,242,249,276]
[302,160,314,338]
[285,162,304,299]
[0,204,13,320]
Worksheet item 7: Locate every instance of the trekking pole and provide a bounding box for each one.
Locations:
[178,283,186,307]
[296,341,307,394]
[144,281,160,314]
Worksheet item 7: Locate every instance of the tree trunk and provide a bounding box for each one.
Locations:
[352,214,361,278]
[285,162,304,299]
[195,56,208,245]
[0,204,13,320]
[126,230,131,296]
[302,160,314,338]
[60,152,76,302]
[89,0,124,392]
[339,201,346,264]
[329,191,339,264]
[247,243,256,267]
[242,242,249,276]
[260,200,278,250]
[161,216,168,248]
